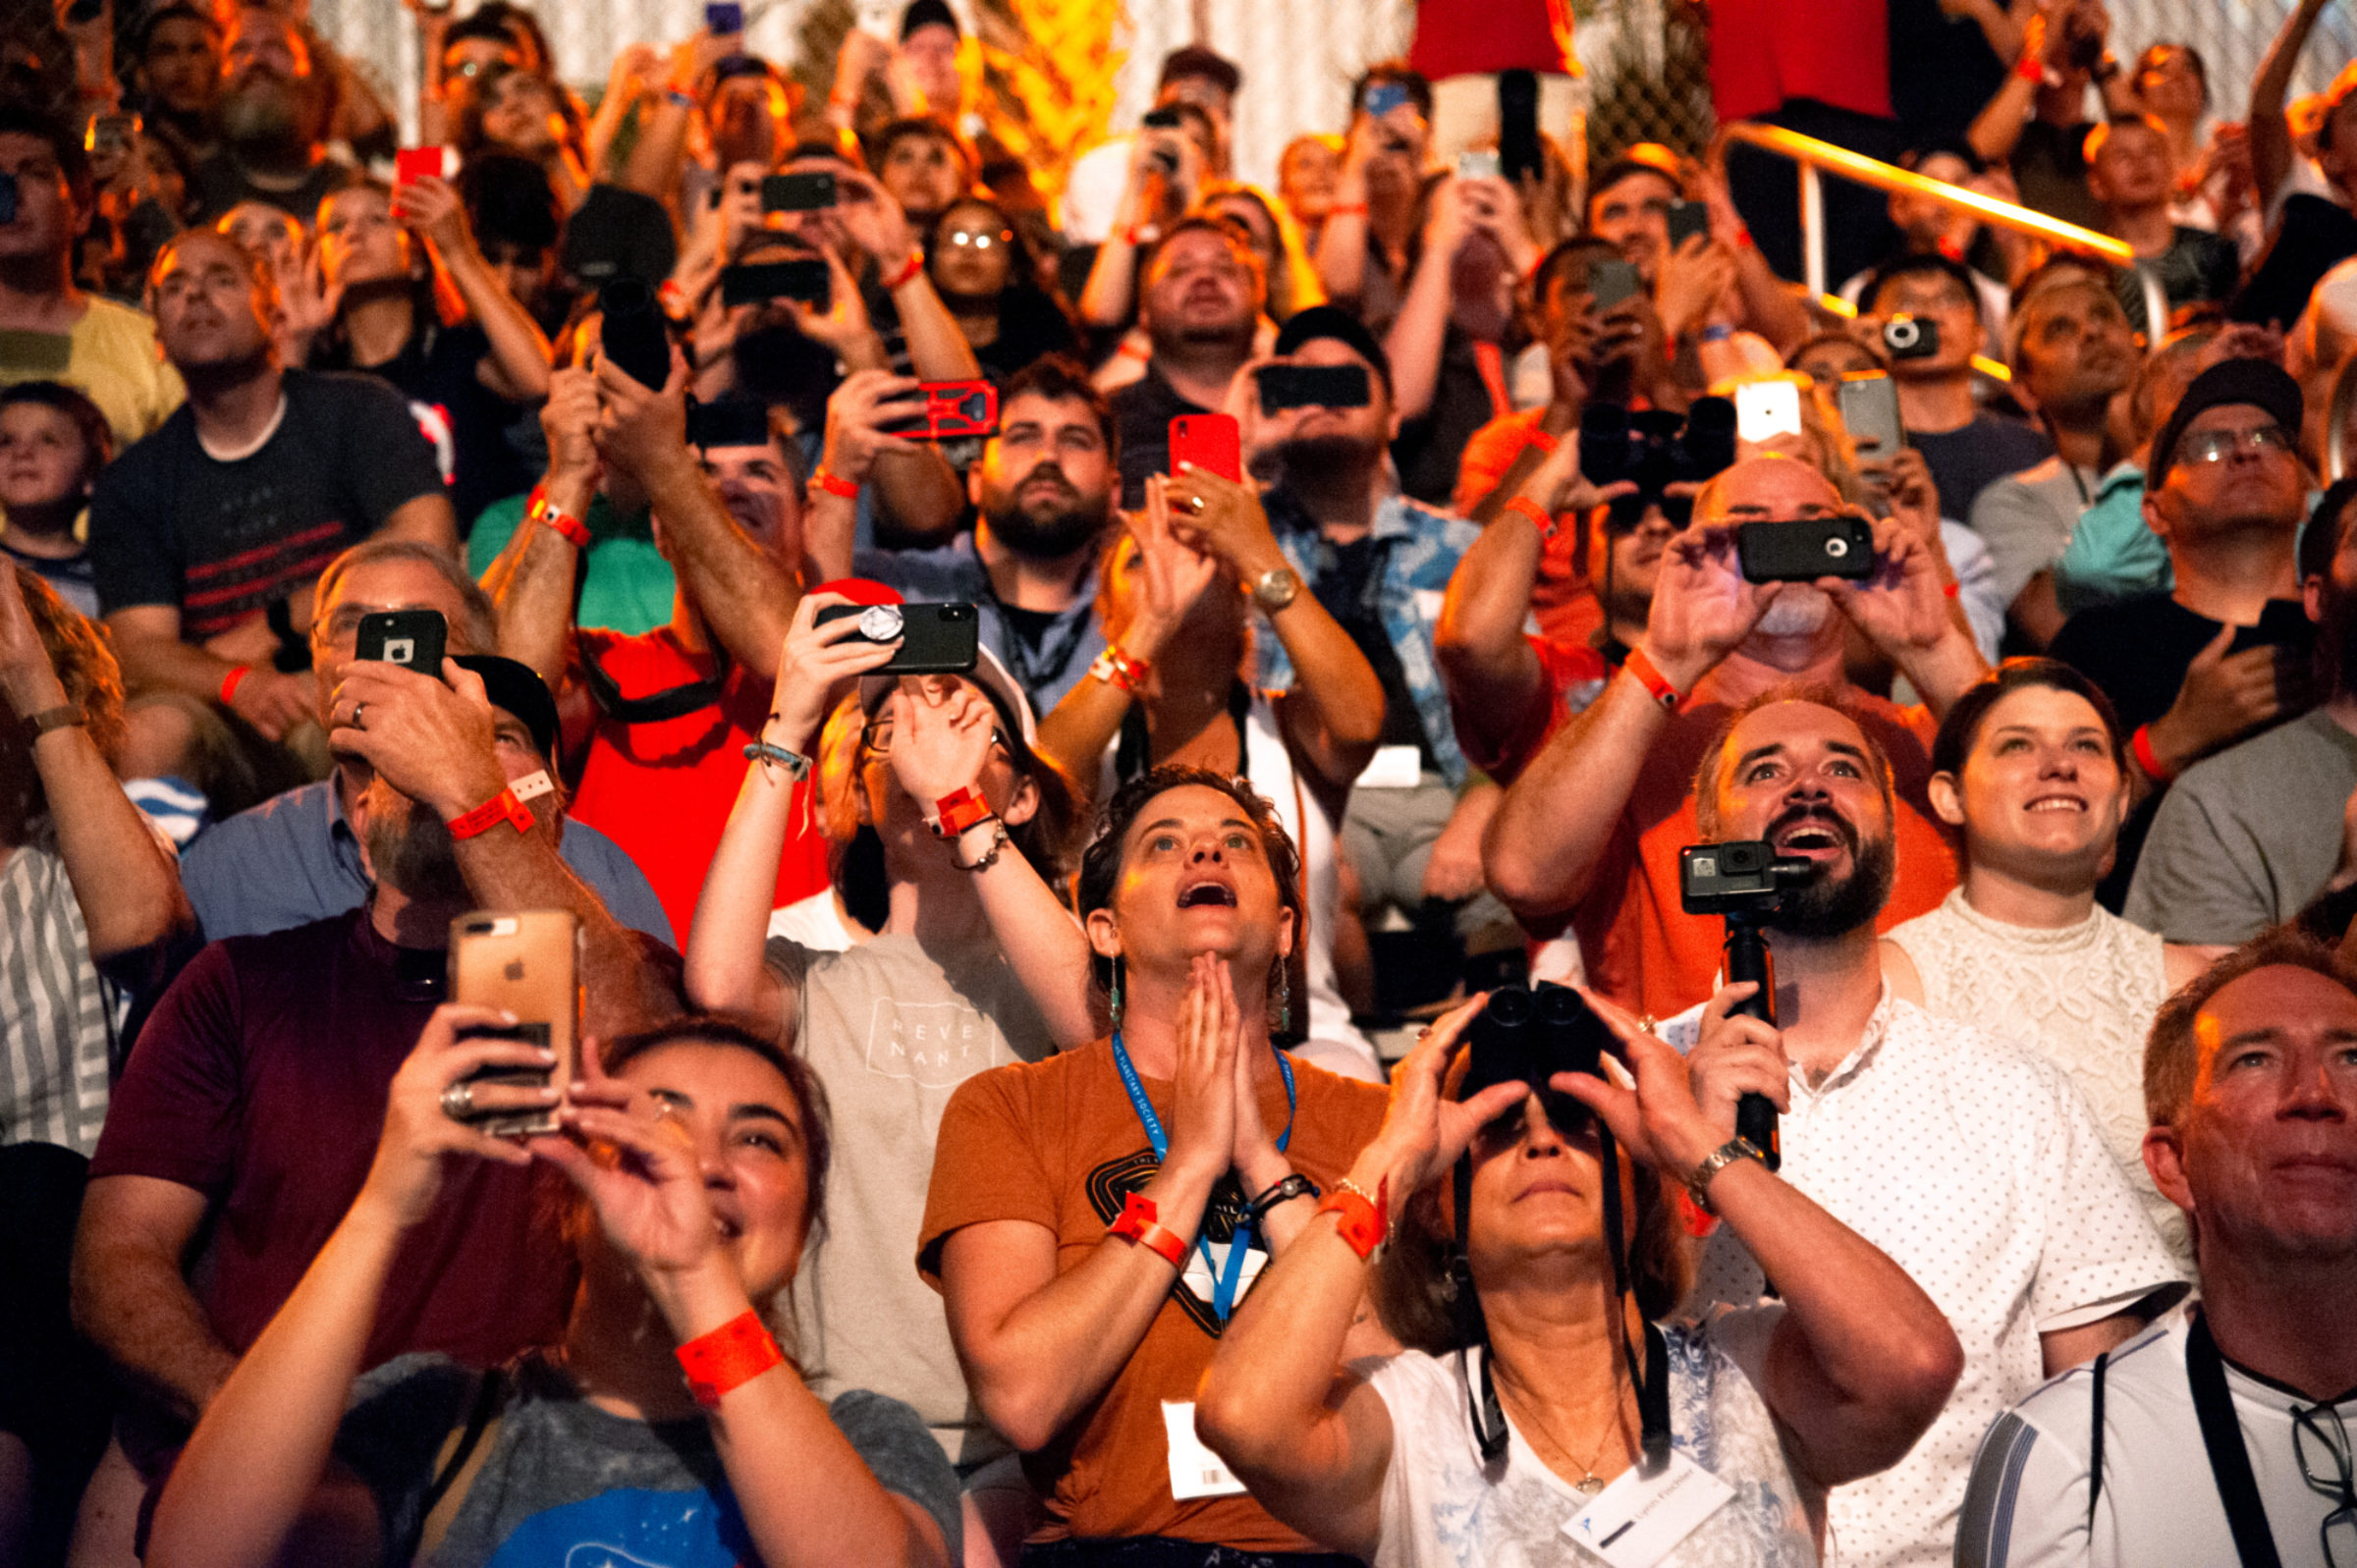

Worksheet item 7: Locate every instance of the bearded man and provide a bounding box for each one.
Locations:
[188,5,352,223]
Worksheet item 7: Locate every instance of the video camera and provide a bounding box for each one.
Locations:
[1580,399,1737,524]
[1677,839,1814,1168]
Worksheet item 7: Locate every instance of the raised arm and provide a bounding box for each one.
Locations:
[1384,180,1466,423]
[1820,514,1991,717]
[2252,0,2335,214]
[485,368,597,687]
[397,176,553,404]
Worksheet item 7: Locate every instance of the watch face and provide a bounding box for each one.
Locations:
[858,604,904,641]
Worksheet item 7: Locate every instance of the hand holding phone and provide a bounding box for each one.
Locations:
[813,602,979,674]
[448,910,581,1138]
[1169,413,1239,481]
[1735,515,1877,582]
[1256,363,1372,415]
[879,381,999,440]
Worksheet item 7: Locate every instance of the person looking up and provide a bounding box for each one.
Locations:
[1110,220,1265,506]
[2086,114,2239,335]
[188,5,353,224]
[0,381,111,619]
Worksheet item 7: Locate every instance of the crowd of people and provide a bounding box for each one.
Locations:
[3,0,2357,1562]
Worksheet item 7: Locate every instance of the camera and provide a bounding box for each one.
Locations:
[1579,398,1737,502]
[1881,313,1941,360]
[1677,839,1812,917]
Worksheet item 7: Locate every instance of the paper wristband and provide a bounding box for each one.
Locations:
[933,785,994,837]
[676,1310,786,1408]
[446,785,535,840]
[510,770,557,803]
[1522,426,1558,457]
[531,492,592,552]
[1109,1191,1187,1269]
[810,467,860,500]
[2131,724,2176,784]
[1622,646,1683,710]
[1502,496,1556,538]
[219,665,252,706]
[881,252,925,291]
[1091,644,1149,694]
[1317,1178,1388,1260]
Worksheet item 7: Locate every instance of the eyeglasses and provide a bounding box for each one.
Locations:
[943,228,1013,251]
[860,719,1012,756]
[2179,425,2294,464]
[2297,1402,2357,1567]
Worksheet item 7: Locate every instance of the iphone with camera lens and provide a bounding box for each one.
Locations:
[814,602,979,674]
[1736,515,1877,582]
[449,910,579,1138]
[355,609,448,673]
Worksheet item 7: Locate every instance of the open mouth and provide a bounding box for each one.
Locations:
[1773,820,1847,854]
[713,1213,742,1242]
[2024,794,2086,813]
[1177,881,1236,909]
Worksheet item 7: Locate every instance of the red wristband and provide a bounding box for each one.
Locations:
[1503,496,1558,539]
[931,784,994,837]
[1523,426,1559,457]
[445,785,535,840]
[676,1309,786,1408]
[1942,580,1961,599]
[1622,645,1684,710]
[218,665,252,706]
[1109,1191,1188,1268]
[2016,51,2046,82]
[2131,723,2177,784]
[880,251,925,291]
[1090,642,1150,694]
[1327,202,1369,218]
[810,467,859,500]
[1317,1176,1388,1260]
[527,484,592,551]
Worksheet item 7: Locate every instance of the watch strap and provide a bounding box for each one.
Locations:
[1684,1136,1767,1217]
[1251,566,1300,614]
[22,703,85,736]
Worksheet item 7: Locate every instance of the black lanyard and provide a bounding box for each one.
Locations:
[578,641,731,724]
[2188,1312,2285,1568]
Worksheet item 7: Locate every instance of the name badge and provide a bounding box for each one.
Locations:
[1562,1451,1733,1568]
[1161,1401,1247,1499]
[1355,744,1423,789]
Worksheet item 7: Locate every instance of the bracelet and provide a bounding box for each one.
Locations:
[809,467,860,500]
[2131,723,2177,784]
[929,785,994,838]
[676,1310,786,1408]
[1327,202,1369,218]
[880,251,925,291]
[1697,323,1735,345]
[23,702,86,737]
[1684,1136,1768,1217]
[218,665,252,706]
[2015,51,2045,83]
[1317,1176,1388,1260]
[663,86,696,110]
[1109,1191,1188,1268]
[953,818,1010,871]
[1244,1172,1320,1226]
[446,784,535,840]
[1089,643,1150,695]
[1622,646,1684,710]
[1502,496,1557,539]
[1522,426,1558,457]
[742,738,813,779]
[527,484,593,551]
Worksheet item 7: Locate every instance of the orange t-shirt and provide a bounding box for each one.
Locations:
[1542,693,1957,1018]
[1453,407,1605,651]
[919,1041,1387,1548]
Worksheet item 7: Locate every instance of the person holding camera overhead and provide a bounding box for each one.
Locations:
[1486,452,1989,1019]
[1659,687,2181,1566]
[1193,984,1964,1566]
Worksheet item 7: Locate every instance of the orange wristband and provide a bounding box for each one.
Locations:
[1091,642,1150,694]
[1109,1191,1188,1268]
[1503,496,1556,538]
[1327,202,1369,218]
[2131,723,2176,784]
[881,251,925,291]
[446,785,535,840]
[527,484,592,551]
[930,784,994,838]
[218,665,252,706]
[1317,1176,1388,1260]
[676,1310,786,1407]
[1523,426,1559,457]
[1622,645,1684,710]
[810,467,860,500]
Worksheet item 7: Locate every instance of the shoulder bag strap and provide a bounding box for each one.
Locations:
[2186,1313,2285,1568]
[2085,1349,2110,1536]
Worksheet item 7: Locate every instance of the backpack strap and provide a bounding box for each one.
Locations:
[2085,1349,2111,1539]
[404,1368,508,1564]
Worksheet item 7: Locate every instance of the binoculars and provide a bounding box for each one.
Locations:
[1457,984,1617,1135]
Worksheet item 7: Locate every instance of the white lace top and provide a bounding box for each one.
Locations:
[1885,889,2188,1268]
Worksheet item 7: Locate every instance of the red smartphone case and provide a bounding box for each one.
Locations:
[1170,413,1240,481]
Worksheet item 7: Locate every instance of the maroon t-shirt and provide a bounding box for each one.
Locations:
[89,910,573,1369]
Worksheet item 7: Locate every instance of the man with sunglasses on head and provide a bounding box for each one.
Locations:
[1958,927,2357,1568]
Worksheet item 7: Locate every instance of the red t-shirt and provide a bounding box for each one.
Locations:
[568,625,829,946]
[1452,408,1606,652]
[88,912,574,1367]
[1710,0,1892,124]
[1408,0,1575,80]
[1530,687,1956,1018]
[1453,633,1611,785]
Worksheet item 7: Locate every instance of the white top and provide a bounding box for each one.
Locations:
[1956,1306,2357,1567]
[1885,890,2188,1269]
[1061,135,1136,245]
[1664,990,2184,1568]
[1364,1308,1818,1568]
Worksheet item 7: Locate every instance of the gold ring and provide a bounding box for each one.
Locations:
[1184,495,1206,515]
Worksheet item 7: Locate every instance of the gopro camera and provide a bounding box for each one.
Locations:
[1881,313,1941,360]
[1678,840,1813,916]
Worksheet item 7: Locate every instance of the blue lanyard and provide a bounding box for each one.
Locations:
[1108,1028,1296,1323]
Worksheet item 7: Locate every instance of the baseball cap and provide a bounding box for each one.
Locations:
[900,0,959,39]
[453,654,561,761]
[1159,44,1240,97]
[1272,304,1394,394]
[2148,358,2304,480]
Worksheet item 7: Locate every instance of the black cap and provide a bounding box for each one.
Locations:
[453,655,561,762]
[559,182,678,287]
[900,0,959,39]
[2149,358,2304,480]
[1272,304,1393,393]
[1158,44,1240,97]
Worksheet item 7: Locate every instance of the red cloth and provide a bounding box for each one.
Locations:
[1407,0,1574,80]
[1709,0,1892,123]
[569,625,829,946]
[1451,408,1605,650]
[88,913,574,1366]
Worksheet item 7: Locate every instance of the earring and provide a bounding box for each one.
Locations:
[1271,962,1290,1036]
[1109,956,1125,1032]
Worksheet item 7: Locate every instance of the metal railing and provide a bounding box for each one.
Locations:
[1719,122,2169,358]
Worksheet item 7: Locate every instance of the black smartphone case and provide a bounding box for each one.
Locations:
[1735,516,1877,582]
[815,603,980,675]
[354,610,448,672]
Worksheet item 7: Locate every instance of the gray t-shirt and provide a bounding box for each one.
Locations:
[767,933,1058,1467]
[1966,456,2102,611]
[336,1351,960,1566]
[2124,708,2357,945]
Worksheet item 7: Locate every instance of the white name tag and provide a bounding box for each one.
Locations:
[1178,1236,1268,1306]
[1355,744,1424,789]
[1562,1452,1734,1568]
[1162,1401,1247,1499]
[1413,588,1447,623]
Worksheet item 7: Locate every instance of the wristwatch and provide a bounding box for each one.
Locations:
[1250,566,1301,614]
[1684,1136,1768,1217]
[22,703,85,737]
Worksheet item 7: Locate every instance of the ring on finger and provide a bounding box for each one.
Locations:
[1183,494,1206,515]
[352,701,367,730]
[440,1079,475,1120]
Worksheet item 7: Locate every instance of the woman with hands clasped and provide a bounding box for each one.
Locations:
[1194,988,1964,1567]
[686,589,1090,1565]
[921,767,1391,1566]
[144,1006,960,1568]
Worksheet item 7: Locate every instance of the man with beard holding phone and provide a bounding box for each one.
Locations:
[1486,453,1990,1018]
[1665,690,2181,1566]
[830,355,1121,716]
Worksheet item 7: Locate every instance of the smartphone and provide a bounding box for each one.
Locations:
[1455,148,1501,184]
[355,609,448,672]
[761,171,836,213]
[705,1,743,30]
[686,397,771,449]
[720,257,831,308]
[395,146,457,186]
[449,910,580,1138]
[1498,68,1544,186]
[1734,380,1804,445]
[597,277,672,390]
[1257,363,1372,415]
[86,114,138,159]
[1882,313,1942,360]
[1587,257,1642,311]
[1363,81,1412,120]
[880,380,1000,440]
[1170,412,1240,481]
[815,602,980,675]
[1835,372,1904,458]
[1665,199,1711,249]
[1736,515,1877,582]
[1141,105,1186,132]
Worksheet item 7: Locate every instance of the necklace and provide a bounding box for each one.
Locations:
[1492,1358,1631,1497]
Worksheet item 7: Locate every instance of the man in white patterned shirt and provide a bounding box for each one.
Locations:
[1660,688,2184,1567]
